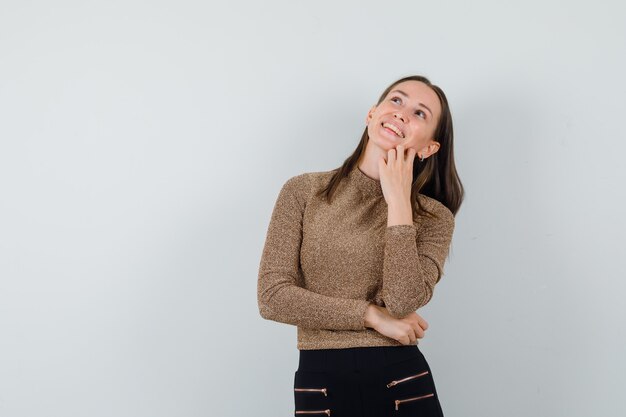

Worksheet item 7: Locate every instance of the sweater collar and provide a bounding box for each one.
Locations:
[348,164,383,197]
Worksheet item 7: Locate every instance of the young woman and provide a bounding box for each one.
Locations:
[257,75,464,416]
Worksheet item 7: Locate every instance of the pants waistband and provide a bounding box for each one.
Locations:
[297,345,422,373]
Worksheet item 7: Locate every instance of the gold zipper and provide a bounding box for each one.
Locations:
[294,409,331,416]
[294,387,328,396]
[386,370,429,388]
[394,393,435,410]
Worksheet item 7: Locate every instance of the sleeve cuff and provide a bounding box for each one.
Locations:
[386,224,417,236]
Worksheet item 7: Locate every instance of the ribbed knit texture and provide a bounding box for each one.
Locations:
[257,164,455,350]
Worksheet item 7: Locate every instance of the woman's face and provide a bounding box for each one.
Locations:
[365,80,442,158]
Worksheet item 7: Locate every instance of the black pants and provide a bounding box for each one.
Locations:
[293,345,444,417]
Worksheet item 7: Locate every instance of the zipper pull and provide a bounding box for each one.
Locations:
[395,393,435,410]
[294,409,331,415]
[294,388,328,396]
[386,370,429,388]
[294,388,328,397]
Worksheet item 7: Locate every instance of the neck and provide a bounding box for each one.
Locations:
[357,140,389,181]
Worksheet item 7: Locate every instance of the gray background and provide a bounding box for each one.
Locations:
[1,1,625,416]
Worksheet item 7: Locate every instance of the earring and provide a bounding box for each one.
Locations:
[419,154,425,162]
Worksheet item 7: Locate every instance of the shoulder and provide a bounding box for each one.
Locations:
[278,169,335,203]
[281,168,336,194]
[416,194,455,229]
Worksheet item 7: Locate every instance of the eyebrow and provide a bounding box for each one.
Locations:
[389,89,433,118]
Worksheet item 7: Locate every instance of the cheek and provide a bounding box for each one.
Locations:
[405,134,424,149]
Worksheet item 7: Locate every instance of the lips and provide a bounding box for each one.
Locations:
[381,121,405,138]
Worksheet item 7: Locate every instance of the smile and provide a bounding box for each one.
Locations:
[381,122,404,138]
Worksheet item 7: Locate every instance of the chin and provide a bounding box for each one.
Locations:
[371,135,402,150]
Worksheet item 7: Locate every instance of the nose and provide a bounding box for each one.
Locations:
[393,112,406,123]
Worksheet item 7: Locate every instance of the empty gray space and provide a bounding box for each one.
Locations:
[1,1,624,416]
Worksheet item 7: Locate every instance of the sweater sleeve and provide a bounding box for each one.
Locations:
[257,174,372,330]
[380,200,455,318]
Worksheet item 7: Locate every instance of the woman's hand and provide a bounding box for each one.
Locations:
[364,304,429,345]
[378,144,416,207]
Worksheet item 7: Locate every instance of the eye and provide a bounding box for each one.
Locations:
[390,97,401,104]
[415,110,426,119]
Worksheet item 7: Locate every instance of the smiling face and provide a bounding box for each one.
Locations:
[365,80,442,159]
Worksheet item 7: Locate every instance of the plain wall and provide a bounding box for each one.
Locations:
[1,1,625,416]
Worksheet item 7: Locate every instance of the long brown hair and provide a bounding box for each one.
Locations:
[316,75,464,218]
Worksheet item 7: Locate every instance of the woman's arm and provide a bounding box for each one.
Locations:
[257,174,371,331]
[380,201,455,318]
[377,144,456,318]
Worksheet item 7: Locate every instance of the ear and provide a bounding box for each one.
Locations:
[365,105,377,125]
[419,141,441,158]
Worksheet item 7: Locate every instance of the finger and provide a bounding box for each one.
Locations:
[414,324,425,339]
[407,148,416,164]
[387,147,396,165]
[396,145,404,164]
[417,315,429,330]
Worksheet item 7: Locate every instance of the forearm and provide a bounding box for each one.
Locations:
[387,200,413,227]
[380,224,436,317]
[258,272,371,330]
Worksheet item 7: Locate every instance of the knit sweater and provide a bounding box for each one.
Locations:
[257,164,455,350]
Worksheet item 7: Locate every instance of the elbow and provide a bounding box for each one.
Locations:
[258,304,274,321]
[257,293,276,321]
[257,277,296,324]
[384,302,421,319]
[257,275,277,321]
[382,288,433,318]
[258,295,297,327]
[258,289,287,323]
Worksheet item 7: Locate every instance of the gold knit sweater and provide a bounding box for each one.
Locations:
[257,164,455,350]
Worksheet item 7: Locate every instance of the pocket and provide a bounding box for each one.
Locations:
[380,357,440,415]
[393,392,437,412]
[293,370,333,416]
[386,369,430,388]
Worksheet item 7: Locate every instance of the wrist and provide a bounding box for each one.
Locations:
[387,201,413,226]
[387,198,411,210]
[364,303,383,329]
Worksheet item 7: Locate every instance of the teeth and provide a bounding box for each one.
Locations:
[382,122,403,138]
